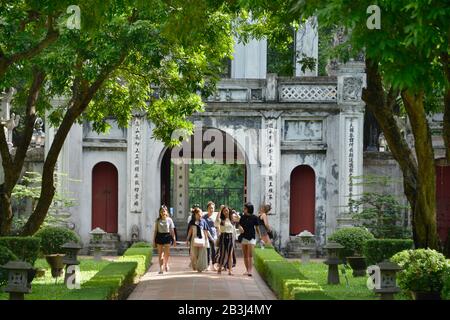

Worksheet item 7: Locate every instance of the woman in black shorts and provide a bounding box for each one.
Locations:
[153,205,176,274]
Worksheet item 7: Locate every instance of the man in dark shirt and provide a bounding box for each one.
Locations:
[202,201,217,271]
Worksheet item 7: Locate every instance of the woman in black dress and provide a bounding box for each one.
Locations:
[216,206,238,275]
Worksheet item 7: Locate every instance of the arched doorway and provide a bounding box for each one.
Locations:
[290,165,315,236]
[436,163,450,244]
[92,162,118,233]
[160,127,247,240]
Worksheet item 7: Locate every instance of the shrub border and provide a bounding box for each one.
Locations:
[254,248,330,300]
[63,245,153,300]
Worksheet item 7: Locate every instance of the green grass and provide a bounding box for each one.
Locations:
[294,261,411,300]
[0,258,111,300]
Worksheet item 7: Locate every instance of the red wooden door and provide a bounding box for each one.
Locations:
[290,165,316,236]
[436,164,450,243]
[92,162,118,233]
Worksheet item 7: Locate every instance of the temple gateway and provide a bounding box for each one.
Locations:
[44,22,369,255]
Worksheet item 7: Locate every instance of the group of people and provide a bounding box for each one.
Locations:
[153,201,273,277]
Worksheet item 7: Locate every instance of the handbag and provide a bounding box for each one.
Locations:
[193,237,205,247]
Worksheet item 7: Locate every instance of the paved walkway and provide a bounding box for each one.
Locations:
[128,256,276,300]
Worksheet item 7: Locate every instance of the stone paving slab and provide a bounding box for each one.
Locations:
[128,256,276,300]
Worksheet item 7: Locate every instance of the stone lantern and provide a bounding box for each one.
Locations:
[298,230,315,264]
[1,261,35,300]
[373,260,402,300]
[323,241,344,285]
[62,242,83,285]
[90,227,106,261]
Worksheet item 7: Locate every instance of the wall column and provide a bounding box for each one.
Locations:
[336,62,366,229]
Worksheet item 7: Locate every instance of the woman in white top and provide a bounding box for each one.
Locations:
[153,206,176,274]
[216,206,243,276]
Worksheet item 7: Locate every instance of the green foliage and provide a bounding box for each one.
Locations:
[0,236,40,265]
[34,227,80,255]
[293,286,329,300]
[442,268,450,300]
[118,246,153,276]
[328,227,375,257]
[296,0,449,96]
[0,245,18,287]
[253,248,327,300]
[347,176,411,239]
[63,261,137,300]
[188,163,245,210]
[130,242,152,248]
[267,36,295,76]
[254,247,285,280]
[363,239,414,265]
[391,249,450,293]
[11,172,78,233]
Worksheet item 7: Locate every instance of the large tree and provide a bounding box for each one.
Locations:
[295,0,449,249]
[0,0,237,236]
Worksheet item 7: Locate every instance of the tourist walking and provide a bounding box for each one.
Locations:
[257,204,273,246]
[153,205,176,274]
[238,202,260,277]
[203,201,218,271]
[186,207,208,272]
[216,206,240,276]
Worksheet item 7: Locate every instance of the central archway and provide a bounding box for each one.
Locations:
[160,127,248,240]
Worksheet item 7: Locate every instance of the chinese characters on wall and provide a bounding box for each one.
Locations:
[131,116,143,213]
[264,118,278,211]
[347,119,355,213]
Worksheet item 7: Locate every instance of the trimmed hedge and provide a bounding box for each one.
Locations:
[64,246,153,300]
[34,226,80,255]
[118,247,153,276]
[130,242,152,248]
[363,239,414,265]
[253,247,284,280]
[64,262,138,300]
[0,236,41,265]
[254,248,329,300]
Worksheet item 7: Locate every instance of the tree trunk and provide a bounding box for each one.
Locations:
[20,53,126,235]
[20,106,82,236]
[402,91,439,249]
[0,185,13,235]
[362,59,440,249]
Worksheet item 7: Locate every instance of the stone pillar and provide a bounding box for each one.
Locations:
[260,110,283,248]
[231,37,267,79]
[295,16,318,77]
[127,113,146,241]
[173,163,189,220]
[336,62,366,228]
